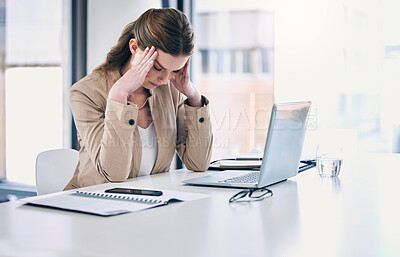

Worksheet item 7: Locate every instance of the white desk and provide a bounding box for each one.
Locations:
[1,153,400,257]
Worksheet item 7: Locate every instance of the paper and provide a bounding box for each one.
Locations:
[219,160,262,169]
[21,188,209,216]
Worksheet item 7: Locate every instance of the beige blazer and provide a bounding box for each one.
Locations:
[65,69,213,190]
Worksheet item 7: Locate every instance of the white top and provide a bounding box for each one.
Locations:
[137,123,158,177]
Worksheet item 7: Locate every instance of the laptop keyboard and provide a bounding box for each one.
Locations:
[220,172,260,183]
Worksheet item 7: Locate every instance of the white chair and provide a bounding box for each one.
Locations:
[35,149,79,195]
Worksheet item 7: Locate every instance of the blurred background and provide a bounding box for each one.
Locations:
[1,0,400,192]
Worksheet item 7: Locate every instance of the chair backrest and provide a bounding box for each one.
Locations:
[36,149,79,195]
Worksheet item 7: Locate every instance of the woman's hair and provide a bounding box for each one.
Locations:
[95,8,195,72]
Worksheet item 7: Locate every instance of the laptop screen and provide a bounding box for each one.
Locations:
[258,101,311,187]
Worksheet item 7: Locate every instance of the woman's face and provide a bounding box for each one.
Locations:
[133,48,189,90]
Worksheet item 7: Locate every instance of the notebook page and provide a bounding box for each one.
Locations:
[22,192,164,216]
[76,188,209,203]
[21,188,209,216]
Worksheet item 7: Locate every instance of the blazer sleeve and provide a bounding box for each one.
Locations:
[176,93,213,171]
[70,85,139,182]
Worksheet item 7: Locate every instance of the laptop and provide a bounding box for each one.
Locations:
[183,101,311,188]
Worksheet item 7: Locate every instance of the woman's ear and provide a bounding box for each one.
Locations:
[128,39,138,54]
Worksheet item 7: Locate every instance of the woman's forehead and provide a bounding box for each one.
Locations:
[155,50,189,71]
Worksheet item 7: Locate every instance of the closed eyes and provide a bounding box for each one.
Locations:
[153,65,181,73]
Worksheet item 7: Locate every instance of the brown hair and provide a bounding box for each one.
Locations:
[95,8,195,72]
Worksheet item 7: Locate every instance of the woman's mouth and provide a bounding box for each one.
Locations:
[150,82,160,87]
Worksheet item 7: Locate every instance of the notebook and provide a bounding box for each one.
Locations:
[22,187,208,216]
[218,160,262,169]
[210,159,315,172]
[183,101,311,189]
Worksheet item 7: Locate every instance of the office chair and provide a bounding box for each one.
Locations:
[35,149,79,195]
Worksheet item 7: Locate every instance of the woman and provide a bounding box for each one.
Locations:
[65,8,213,190]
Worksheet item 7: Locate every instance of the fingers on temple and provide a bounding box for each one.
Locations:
[142,56,157,75]
[132,47,148,67]
[141,46,157,64]
[138,47,150,62]
[140,49,157,72]
[140,59,154,76]
[185,57,191,72]
[183,59,190,80]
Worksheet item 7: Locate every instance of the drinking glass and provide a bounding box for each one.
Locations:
[316,143,343,177]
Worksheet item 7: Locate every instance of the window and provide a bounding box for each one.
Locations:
[1,0,69,185]
[273,0,400,154]
[192,1,275,160]
[193,0,400,160]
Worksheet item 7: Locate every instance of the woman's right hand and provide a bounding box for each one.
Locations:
[109,46,158,104]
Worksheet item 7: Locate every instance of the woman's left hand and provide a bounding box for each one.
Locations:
[170,58,202,107]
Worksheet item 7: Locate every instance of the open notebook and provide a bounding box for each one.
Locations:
[22,188,208,217]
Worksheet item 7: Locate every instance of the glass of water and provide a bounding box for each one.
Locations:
[316,143,343,177]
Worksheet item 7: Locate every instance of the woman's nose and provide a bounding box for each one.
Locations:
[158,71,171,85]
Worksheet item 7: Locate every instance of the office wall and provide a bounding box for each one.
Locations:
[87,0,161,73]
[272,0,400,154]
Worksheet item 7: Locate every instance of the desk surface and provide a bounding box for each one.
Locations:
[1,153,400,257]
